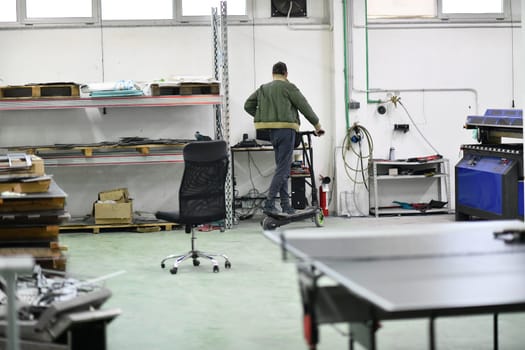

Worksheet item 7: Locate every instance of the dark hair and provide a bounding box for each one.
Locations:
[272,61,287,75]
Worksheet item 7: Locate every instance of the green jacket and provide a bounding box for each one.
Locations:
[244,78,320,131]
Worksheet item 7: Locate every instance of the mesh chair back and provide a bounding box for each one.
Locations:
[179,141,228,224]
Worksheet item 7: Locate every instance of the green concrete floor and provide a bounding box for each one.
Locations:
[60,214,525,350]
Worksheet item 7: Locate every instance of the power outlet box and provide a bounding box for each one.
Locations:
[394,124,409,133]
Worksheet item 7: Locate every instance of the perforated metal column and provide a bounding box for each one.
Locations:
[211,7,222,140]
[212,2,233,229]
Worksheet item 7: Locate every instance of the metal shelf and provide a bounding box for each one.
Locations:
[372,159,445,166]
[0,95,221,111]
[369,158,451,218]
[43,151,184,167]
[3,142,188,166]
[375,173,448,180]
[370,207,450,216]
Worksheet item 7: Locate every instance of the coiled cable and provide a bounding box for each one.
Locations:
[341,123,374,191]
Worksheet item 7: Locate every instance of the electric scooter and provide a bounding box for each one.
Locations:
[261,130,325,230]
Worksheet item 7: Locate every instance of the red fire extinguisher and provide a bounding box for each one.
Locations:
[319,176,331,216]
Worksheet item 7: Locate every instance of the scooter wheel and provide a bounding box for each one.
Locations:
[314,210,324,227]
[262,216,279,230]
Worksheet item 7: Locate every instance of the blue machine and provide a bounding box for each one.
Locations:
[455,109,523,220]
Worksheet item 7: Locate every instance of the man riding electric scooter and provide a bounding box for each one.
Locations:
[244,61,325,222]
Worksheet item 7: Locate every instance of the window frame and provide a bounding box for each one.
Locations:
[175,0,251,24]
[367,0,512,23]
[0,0,253,27]
[100,0,175,23]
[0,0,18,24]
[20,0,99,25]
[367,0,437,20]
[437,0,508,21]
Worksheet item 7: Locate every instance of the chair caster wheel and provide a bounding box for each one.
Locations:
[193,259,200,267]
[170,267,178,274]
[225,261,231,269]
[213,265,219,273]
[161,263,165,269]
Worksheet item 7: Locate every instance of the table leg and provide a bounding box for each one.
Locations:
[230,150,236,216]
[429,316,436,350]
[298,265,320,349]
[493,313,498,350]
[349,321,377,350]
[370,322,376,350]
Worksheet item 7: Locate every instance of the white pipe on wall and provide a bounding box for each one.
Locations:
[352,87,479,114]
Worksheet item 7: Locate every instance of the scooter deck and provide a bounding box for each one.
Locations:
[263,208,317,220]
[261,207,323,231]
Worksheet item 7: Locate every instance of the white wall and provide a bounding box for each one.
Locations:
[0,0,521,219]
[0,5,334,217]
[334,0,523,216]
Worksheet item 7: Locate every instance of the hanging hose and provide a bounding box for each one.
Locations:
[341,123,374,191]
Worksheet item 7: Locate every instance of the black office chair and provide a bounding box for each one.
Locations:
[155,140,231,274]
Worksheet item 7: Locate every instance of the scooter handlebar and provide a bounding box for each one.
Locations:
[298,130,325,136]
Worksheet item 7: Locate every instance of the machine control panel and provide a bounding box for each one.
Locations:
[460,154,515,172]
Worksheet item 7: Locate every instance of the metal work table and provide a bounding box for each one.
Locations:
[264,220,525,349]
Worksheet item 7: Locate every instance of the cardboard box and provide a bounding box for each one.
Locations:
[98,188,130,202]
[94,200,133,224]
[0,154,45,180]
[94,188,133,224]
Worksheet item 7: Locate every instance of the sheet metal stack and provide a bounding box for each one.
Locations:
[0,153,69,270]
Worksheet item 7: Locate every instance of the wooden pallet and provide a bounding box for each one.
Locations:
[151,82,220,96]
[60,221,176,234]
[0,84,80,99]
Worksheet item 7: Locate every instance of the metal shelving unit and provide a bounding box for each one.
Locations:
[0,94,219,167]
[0,1,232,227]
[369,158,451,217]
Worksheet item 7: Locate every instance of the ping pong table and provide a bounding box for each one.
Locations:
[263,220,525,350]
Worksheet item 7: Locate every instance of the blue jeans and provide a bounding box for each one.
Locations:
[267,128,295,206]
